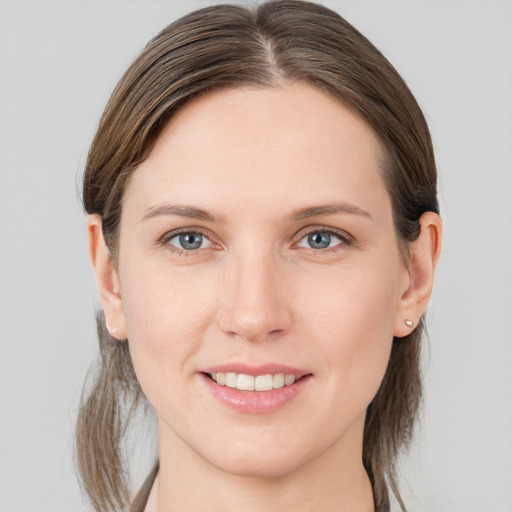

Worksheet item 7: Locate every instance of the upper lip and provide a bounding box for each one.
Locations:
[201,363,311,378]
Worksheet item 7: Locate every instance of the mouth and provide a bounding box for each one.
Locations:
[199,363,312,412]
[204,371,307,391]
[200,368,312,413]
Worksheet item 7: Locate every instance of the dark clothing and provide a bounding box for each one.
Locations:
[129,462,159,512]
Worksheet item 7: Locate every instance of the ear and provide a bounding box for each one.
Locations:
[87,214,127,340]
[394,211,443,338]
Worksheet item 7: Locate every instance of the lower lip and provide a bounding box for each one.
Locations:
[199,373,312,414]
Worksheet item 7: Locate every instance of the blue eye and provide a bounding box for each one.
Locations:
[298,231,344,250]
[168,232,211,251]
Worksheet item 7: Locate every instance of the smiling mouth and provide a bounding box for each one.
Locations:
[205,372,307,391]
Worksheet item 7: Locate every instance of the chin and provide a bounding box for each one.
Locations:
[214,456,305,480]
[202,438,314,479]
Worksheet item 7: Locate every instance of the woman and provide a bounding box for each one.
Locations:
[76,1,442,511]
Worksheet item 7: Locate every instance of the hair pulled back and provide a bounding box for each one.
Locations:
[77,2,438,511]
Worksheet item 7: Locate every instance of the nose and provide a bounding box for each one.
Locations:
[216,248,293,343]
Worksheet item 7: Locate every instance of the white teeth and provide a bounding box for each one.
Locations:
[273,373,285,388]
[284,374,296,385]
[237,374,255,391]
[255,374,273,391]
[225,372,237,388]
[209,371,300,391]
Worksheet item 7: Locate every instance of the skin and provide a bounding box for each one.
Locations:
[88,81,442,512]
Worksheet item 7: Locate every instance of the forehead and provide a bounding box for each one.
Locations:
[123,81,389,222]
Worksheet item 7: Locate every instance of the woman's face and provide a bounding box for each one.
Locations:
[115,82,410,476]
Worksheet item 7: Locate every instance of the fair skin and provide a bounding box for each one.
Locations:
[88,81,442,512]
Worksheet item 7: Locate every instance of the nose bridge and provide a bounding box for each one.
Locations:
[217,242,291,342]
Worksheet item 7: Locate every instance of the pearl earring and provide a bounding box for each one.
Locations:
[404,319,414,328]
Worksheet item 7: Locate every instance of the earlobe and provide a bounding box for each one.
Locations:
[394,211,442,338]
[87,214,127,340]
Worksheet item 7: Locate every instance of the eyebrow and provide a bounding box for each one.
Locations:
[289,202,372,220]
[141,201,371,223]
[141,204,223,223]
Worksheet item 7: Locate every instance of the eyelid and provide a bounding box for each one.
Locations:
[294,225,355,245]
[158,227,221,250]
[169,232,211,250]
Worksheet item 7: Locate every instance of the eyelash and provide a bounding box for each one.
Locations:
[158,226,354,256]
[296,226,354,253]
[158,229,217,256]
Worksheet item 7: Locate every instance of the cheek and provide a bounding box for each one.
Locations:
[119,258,220,392]
[301,258,402,402]
[123,254,216,331]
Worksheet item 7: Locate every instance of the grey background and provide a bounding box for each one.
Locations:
[1,1,511,511]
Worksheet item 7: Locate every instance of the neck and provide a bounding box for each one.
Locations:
[154,415,374,512]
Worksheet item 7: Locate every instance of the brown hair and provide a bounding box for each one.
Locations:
[76,1,438,511]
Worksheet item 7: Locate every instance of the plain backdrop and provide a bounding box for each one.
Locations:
[0,1,511,511]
